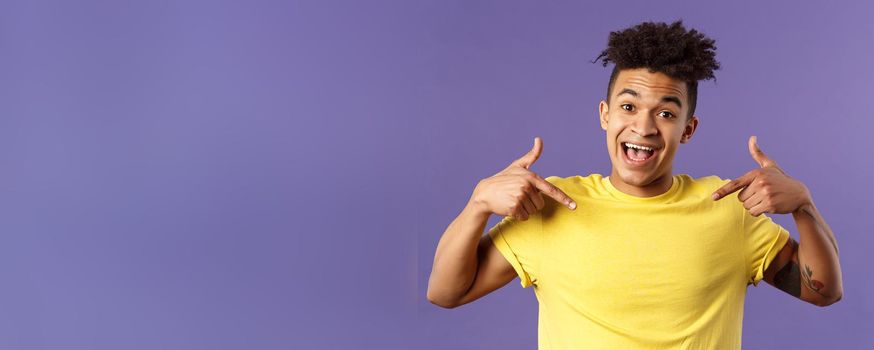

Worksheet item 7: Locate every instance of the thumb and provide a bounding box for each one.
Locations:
[748,135,777,168]
[514,137,543,169]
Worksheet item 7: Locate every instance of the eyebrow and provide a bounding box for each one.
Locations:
[617,88,683,109]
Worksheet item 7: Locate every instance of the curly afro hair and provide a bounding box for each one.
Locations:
[594,20,720,119]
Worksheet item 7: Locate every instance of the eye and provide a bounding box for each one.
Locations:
[658,111,675,119]
[621,104,634,112]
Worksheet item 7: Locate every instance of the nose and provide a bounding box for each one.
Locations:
[631,114,658,137]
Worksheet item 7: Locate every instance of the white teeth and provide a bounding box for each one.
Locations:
[624,142,655,151]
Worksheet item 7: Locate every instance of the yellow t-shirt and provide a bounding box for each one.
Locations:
[487,173,790,349]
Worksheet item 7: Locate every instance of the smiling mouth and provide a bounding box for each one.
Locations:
[621,142,659,165]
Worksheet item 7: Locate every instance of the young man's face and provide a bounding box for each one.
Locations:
[599,68,699,196]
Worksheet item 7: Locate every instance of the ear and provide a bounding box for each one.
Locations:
[680,115,699,144]
[599,100,609,131]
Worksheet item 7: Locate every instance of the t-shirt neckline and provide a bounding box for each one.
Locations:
[602,174,681,203]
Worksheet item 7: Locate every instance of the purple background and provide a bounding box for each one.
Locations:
[1,0,871,349]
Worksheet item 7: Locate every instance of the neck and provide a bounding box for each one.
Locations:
[608,170,674,198]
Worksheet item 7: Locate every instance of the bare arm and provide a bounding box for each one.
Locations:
[426,201,517,308]
[764,202,843,306]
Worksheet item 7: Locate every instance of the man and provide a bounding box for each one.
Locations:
[426,21,843,349]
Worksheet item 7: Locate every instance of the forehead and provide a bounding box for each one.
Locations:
[613,68,688,101]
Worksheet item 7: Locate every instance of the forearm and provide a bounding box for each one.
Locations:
[427,200,491,305]
[793,201,843,304]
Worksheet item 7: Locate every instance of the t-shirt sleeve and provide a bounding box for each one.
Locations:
[487,212,543,288]
[743,208,791,286]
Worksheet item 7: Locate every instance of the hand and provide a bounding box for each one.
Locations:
[470,137,577,221]
[711,136,812,216]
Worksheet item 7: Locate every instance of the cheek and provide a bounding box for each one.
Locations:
[606,126,622,147]
[606,121,625,136]
[659,125,686,143]
[659,141,681,161]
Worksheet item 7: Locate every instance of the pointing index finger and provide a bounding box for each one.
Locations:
[711,172,756,201]
[531,176,577,210]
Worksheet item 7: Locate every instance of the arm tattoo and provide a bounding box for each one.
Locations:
[802,264,828,297]
[773,239,801,297]
[774,238,830,299]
